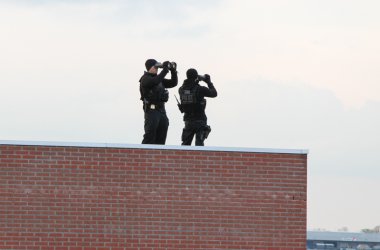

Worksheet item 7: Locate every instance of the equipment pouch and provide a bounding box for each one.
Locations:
[160,89,169,102]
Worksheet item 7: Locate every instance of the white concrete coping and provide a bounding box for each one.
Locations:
[0,140,308,155]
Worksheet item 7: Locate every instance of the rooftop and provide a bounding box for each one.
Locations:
[0,140,308,154]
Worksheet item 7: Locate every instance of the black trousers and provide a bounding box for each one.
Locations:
[142,110,169,145]
[181,120,208,146]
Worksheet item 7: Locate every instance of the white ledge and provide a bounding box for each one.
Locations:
[0,140,308,155]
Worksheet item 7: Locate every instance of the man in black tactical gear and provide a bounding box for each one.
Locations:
[178,68,217,146]
[139,59,178,144]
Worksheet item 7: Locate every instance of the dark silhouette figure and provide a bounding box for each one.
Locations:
[178,68,217,146]
[139,59,178,144]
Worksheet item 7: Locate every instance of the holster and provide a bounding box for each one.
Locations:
[199,125,211,142]
[203,125,211,139]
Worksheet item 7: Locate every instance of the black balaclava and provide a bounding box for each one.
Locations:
[186,68,198,80]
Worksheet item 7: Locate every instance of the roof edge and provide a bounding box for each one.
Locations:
[0,140,308,154]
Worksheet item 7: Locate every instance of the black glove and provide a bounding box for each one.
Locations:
[204,74,211,83]
[170,62,177,72]
[162,61,170,70]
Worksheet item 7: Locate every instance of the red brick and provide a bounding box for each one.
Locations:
[0,144,307,249]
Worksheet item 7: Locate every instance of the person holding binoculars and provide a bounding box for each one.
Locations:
[177,68,217,146]
[139,59,178,145]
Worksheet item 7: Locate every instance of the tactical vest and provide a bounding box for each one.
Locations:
[179,85,206,114]
[140,79,169,105]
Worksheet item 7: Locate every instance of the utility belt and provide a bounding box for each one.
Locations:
[143,100,164,111]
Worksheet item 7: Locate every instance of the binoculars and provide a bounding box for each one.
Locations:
[155,61,177,70]
[197,74,209,81]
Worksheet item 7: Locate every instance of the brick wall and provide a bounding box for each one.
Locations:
[0,141,307,250]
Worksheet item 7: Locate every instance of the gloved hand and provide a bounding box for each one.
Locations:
[204,74,211,83]
[170,62,177,72]
[162,61,170,70]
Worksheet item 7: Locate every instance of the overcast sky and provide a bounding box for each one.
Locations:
[1,0,379,232]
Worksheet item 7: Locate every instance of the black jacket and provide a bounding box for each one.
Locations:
[179,79,217,121]
[139,69,178,111]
